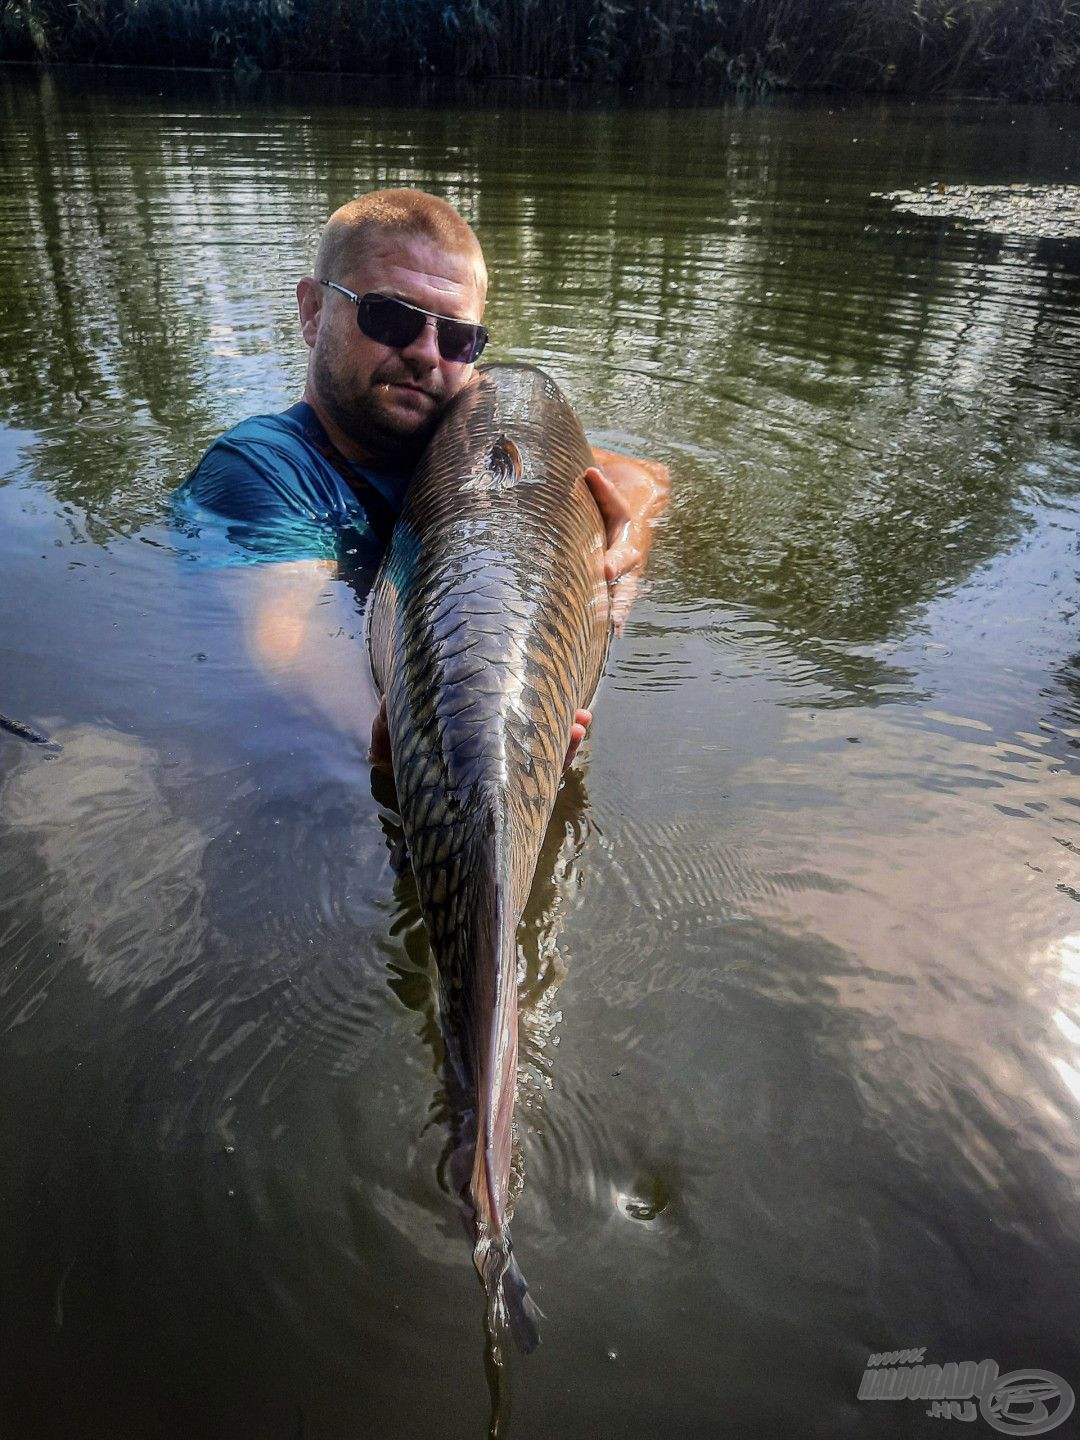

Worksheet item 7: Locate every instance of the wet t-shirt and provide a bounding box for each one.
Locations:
[173,402,410,568]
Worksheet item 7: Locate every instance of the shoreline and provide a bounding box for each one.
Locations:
[0,58,1073,107]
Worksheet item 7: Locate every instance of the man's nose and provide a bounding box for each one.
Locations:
[399,316,441,367]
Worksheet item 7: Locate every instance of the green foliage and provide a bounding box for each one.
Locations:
[2,0,1078,97]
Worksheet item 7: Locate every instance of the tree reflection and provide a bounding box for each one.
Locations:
[1,68,1078,655]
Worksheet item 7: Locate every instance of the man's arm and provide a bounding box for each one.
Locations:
[232,557,381,744]
[584,449,671,630]
[244,557,337,669]
[178,420,385,736]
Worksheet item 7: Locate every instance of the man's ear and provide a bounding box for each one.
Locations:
[296,277,322,349]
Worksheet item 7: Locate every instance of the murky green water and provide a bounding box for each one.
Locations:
[2,65,1079,1439]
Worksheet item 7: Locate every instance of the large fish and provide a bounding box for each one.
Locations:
[368,364,611,1350]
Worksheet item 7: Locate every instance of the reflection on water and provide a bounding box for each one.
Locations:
[2,726,210,1003]
[1,63,1079,1439]
[877,184,1080,241]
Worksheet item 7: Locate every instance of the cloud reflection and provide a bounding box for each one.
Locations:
[1,723,211,1006]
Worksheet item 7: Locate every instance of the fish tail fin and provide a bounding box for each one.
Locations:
[476,1229,543,1355]
[468,808,541,1352]
[501,1247,543,1354]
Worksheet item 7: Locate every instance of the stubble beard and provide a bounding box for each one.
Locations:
[312,340,444,470]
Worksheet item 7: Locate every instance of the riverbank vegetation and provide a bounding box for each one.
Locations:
[2,0,1078,99]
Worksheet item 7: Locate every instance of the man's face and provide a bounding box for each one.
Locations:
[299,234,485,467]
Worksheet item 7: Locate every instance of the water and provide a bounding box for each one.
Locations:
[1,65,1079,1438]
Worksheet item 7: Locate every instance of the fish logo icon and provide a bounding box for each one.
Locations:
[981,1370,1075,1435]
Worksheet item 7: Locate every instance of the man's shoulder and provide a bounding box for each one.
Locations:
[179,403,359,525]
[213,405,311,455]
[192,402,336,488]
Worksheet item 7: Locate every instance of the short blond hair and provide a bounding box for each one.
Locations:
[314,189,487,302]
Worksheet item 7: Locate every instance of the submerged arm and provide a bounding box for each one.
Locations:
[245,557,337,668]
[237,557,382,743]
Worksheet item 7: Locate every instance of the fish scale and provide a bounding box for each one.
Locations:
[368,364,611,1351]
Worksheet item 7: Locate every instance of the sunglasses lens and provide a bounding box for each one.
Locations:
[357,295,427,349]
[437,320,487,364]
[356,294,487,364]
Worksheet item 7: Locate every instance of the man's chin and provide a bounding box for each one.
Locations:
[362,395,442,459]
[378,384,441,426]
[323,381,446,465]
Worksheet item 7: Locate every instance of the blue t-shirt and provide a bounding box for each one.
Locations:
[173,402,410,567]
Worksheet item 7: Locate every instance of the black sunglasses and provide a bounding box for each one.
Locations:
[318,281,488,364]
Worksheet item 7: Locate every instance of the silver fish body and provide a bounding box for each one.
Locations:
[368,363,611,1348]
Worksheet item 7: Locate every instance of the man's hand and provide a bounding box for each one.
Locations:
[584,450,670,632]
[564,708,592,770]
[370,699,593,773]
[583,465,640,582]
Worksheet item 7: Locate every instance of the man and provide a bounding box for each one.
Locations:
[178,189,669,762]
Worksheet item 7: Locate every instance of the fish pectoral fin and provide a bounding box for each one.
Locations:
[488,435,523,486]
[388,834,409,875]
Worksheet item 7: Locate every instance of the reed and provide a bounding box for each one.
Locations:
[2,0,1078,98]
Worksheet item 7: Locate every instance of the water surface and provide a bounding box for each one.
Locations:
[1,66,1079,1439]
